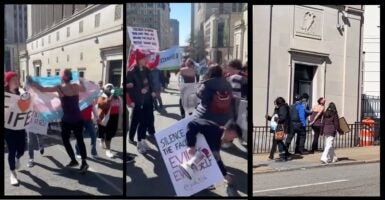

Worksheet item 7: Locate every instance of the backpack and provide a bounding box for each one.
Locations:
[290,103,300,122]
[209,90,232,114]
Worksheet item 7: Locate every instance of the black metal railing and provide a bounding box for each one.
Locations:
[253,122,377,154]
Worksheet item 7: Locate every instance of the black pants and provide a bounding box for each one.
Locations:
[179,98,185,117]
[5,129,26,170]
[269,136,277,158]
[311,126,322,151]
[61,121,87,161]
[129,103,154,142]
[285,123,306,153]
[98,114,119,141]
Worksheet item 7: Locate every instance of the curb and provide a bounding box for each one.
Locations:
[253,159,380,174]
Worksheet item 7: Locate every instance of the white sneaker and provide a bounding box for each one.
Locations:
[10,172,19,186]
[15,158,20,170]
[141,140,151,150]
[221,142,233,149]
[106,150,115,158]
[331,157,338,163]
[76,155,82,159]
[137,142,147,154]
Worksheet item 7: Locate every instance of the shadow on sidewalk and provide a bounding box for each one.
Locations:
[221,144,248,160]
[158,109,183,121]
[33,155,123,195]
[19,170,92,196]
[226,166,247,195]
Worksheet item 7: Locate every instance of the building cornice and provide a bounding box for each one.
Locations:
[288,48,330,58]
[27,4,108,42]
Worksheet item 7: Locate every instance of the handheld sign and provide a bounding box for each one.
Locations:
[4,91,32,130]
[127,26,159,52]
[154,117,224,196]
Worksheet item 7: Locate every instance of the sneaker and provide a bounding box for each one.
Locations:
[106,150,115,158]
[91,154,98,159]
[79,162,89,174]
[27,159,34,168]
[137,142,147,154]
[141,140,151,150]
[128,139,135,145]
[221,142,233,149]
[10,172,19,186]
[40,148,45,155]
[331,157,338,163]
[66,160,79,168]
[15,158,20,170]
[127,156,135,163]
[226,184,239,197]
[320,159,329,164]
[76,155,82,159]
[275,158,287,162]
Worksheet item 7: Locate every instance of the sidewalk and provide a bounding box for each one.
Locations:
[253,146,380,174]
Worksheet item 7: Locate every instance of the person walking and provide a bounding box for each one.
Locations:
[150,67,163,110]
[97,84,123,158]
[320,102,340,164]
[309,97,326,154]
[285,94,307,155]
[126,49,157,154]
[179,58,196,118]
[28,69,89,173]
[75,101,99,159]
[27,130,45,168]
[266,97,291,161]
[4,72,28,185]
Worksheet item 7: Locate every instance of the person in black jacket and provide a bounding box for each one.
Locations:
[126,50,156,154]
[266,97,291,162]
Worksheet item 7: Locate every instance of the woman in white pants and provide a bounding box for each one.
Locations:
[320,102,340,164]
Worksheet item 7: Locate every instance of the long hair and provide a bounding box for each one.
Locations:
[274,97,286,107]
[317,97,324,104]
[324,102,338,118]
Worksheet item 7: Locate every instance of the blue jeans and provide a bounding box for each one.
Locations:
[27,131,44,159]
[75,120,97,156]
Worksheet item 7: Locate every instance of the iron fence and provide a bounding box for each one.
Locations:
[253,122,377,154]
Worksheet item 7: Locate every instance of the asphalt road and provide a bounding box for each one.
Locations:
[253,163,380,196]
[4,131,124,196]
[126,74,248,197]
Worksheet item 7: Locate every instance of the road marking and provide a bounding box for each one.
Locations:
[55,144,123,194]
[253,179,349,194]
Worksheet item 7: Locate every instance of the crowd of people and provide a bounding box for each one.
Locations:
[125,48,248,195]
[4,70,123,186]
[266,94,342,164]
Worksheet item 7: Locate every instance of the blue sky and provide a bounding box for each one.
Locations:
[170,3,191,46]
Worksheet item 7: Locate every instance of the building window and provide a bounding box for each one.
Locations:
[67,27,70,37]
[79,21,83,33]
[115,5,122,21]
[35,67,41,77]
[95,13,100,28]
[80,52,83,60]
[48,35,51,43]
[55,69,60,76]
[67,55,70,61]
[78,70,85,78]
[47,70,51,77]
[56,31,60,41]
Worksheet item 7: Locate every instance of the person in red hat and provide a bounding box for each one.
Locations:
[4,71,27,185]
[126,49,157,154]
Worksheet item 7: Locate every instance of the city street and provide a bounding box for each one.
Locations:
[253,163,380,196]
[4,130,124,196]
[126,74,248,197]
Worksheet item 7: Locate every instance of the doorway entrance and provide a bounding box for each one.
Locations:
[293,63,316,104]
[108,60,122,87]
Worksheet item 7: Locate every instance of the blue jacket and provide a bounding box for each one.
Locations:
[296,103,306,127]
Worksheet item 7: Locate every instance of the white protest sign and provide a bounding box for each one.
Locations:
[154,117,224,196]
[27,111,49,135]
[127,26,159,52]
[4,91,33,130]
[158,46,182,70]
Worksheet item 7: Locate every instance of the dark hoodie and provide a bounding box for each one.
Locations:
[193,77,233,126]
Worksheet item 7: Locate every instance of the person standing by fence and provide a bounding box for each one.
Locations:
[309,97,326,154]
[266,97,291,162]
[320,102,340,164]
[285,94,306,155]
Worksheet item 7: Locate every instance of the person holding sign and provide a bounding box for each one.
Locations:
[4,71,28,186]
[185,119,242,196]
[27,69,89,173]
